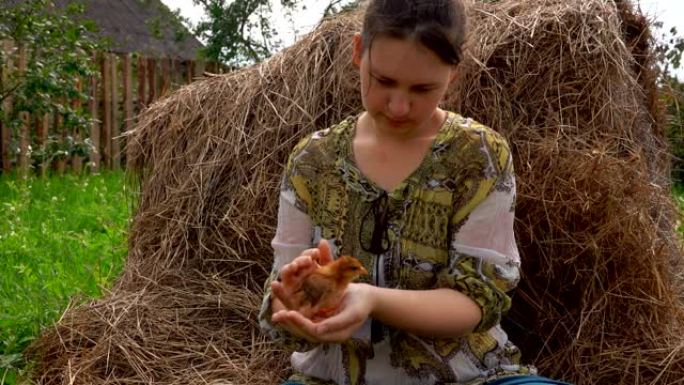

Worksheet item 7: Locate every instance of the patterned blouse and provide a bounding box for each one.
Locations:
[259,111,536,384]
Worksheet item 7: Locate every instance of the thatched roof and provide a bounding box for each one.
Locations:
[5,0,204,60]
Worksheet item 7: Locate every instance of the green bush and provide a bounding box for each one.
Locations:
[0,0,103,171]
[665,79,684,183]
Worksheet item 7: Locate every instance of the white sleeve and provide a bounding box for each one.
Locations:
[259,191,318,350]
[451,176,520,281]
[270,192,314,272]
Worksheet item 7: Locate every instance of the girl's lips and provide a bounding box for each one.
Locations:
[387,118,410,126]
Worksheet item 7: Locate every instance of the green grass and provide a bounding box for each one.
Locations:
[674,184,684,233]
[0,171,132,384]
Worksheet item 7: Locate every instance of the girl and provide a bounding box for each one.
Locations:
[259,0,570,384]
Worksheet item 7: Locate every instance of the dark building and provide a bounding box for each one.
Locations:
[3,0,204,60]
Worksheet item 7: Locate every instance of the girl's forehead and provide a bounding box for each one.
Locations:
[365,37,453,82]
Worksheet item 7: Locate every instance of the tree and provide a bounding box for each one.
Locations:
[654,25,684,183]
[0,0,102,169]
[190,0,361,67]
[322,0,361,18]
[192,0,298,66]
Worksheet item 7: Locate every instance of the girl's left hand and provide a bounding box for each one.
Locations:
[272,283,376,343]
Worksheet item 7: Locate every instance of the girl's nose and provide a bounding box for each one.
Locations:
[388,93,410,118]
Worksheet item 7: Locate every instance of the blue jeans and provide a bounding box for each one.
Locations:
[487,375,572,385]
[280,375,572,385]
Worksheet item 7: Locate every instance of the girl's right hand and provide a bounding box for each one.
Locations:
[271,308,320,342]
[271,240,333,310]
[270,240,334,341]
[273,282,374,343]
[272,253,317,310]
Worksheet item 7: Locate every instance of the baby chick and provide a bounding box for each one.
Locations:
[291,256,368,321]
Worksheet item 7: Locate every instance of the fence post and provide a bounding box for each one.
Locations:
[102,53,111,169]
[137,55,146,111]
[197,60,206,78]
[169,58,174,90]
[123,53,133,169]
[35,114,49,176]
[90,51,100,173]
[186,60,195,84]
[110,53,120,170]
[1,40,14,174]
[54,102,65,176]
[71,78,83,175]
[161,58,170,96]
[147,57,156,105]
[17,43,29,179]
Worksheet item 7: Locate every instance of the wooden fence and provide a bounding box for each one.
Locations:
[0,41,223,177]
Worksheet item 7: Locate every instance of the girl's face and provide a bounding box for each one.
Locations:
[352,34,457,136]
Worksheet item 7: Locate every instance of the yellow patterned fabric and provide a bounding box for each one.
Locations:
[259,112,535,384]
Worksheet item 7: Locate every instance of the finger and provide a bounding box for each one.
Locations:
[272,309,302,326]
[285,311,359,344]
[292,255,316,272]
[279,266,299,287]
[271,309,289,323]
[271,281,295,309]
[292,258,316,281]
[300,248,318,258]
[272,311,317,342]
[314,309,365,335]
[275,310,361,344]
[280,256,314,284]
[316,319,365,343]
[273,310,319,341]
[317,239,333,265]
[279,262,297,284]
[277,309,319,335]
[303,249,321,264]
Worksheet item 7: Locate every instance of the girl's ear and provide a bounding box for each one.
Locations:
[352,33,363,68]
[449,67,459,84]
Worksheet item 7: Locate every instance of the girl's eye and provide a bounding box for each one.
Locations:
[376,78,393,86]
[412,87,433,94]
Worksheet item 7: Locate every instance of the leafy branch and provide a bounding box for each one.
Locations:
[0,0,104,166]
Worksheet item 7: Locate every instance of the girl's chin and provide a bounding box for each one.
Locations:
[387,119,411,127]
[379,114,412,128]
[364,113,422,134]
[386,120,409,130]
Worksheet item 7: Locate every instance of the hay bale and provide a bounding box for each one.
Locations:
[27,0,684,384]
[28,275,284,385]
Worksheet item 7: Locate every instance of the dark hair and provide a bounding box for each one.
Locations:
[361,0,467,65]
